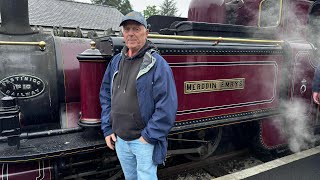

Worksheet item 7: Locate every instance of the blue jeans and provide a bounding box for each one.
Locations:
[115,136,158,180]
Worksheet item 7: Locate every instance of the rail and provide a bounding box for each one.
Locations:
[0,41,46,51]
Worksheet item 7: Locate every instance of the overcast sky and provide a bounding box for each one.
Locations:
[74,0,191,17]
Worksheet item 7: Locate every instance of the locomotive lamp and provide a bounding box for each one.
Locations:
[0,96,21,148]
[77,41,111,127]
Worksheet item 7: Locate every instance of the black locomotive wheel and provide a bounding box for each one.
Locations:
[184,127,223,161]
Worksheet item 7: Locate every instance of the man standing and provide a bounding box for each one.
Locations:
[313,65,320,104]
[100,11,178,180]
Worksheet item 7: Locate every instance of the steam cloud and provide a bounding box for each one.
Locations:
[257,1,319,153]
[273,99,316,152]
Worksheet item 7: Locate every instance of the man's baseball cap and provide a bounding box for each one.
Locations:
[119,11,147,28]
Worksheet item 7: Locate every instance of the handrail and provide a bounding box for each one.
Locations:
[148,34,284,45]
[0,41,46,51]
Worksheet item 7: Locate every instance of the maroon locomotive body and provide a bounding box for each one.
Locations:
[0,0,320,179]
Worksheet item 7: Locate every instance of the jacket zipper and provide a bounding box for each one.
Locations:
[110,71,118,96]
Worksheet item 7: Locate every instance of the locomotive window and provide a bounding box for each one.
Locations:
[258,0,283,27]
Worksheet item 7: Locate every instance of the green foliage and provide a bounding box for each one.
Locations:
[91,0,132,15]
[159,0,178,16]
[143,5,160,19]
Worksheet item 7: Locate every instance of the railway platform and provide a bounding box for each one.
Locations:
[216,145,320,180]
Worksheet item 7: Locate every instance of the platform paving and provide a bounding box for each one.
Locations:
[215,146,320,180]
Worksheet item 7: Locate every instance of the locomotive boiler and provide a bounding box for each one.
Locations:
[0,0,320,179]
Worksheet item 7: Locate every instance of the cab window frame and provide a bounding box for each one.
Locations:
[258,0,283,27]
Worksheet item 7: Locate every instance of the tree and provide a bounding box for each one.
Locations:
[91,0,132,15]
[159,0,178,17]
[143,5,160,19]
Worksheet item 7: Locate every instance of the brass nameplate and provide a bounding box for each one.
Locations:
[184,78,245,94]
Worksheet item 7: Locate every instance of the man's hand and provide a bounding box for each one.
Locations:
[313,92,320,105]
[139,136,148,144]
[105,133,117,150]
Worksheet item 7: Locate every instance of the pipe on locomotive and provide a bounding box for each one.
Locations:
[0,127,83,142]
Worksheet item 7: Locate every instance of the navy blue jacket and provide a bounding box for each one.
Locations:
[100,49,178,164]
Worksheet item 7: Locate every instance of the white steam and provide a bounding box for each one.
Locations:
[273,99,316,152]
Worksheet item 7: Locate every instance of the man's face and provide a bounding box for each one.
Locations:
[122,20,148,52]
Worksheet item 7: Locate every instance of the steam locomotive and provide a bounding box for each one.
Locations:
[1,0,320,179]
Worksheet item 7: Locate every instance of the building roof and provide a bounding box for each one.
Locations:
[27,0,123,31]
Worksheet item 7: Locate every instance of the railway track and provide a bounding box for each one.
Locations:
[158,149,264,179]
